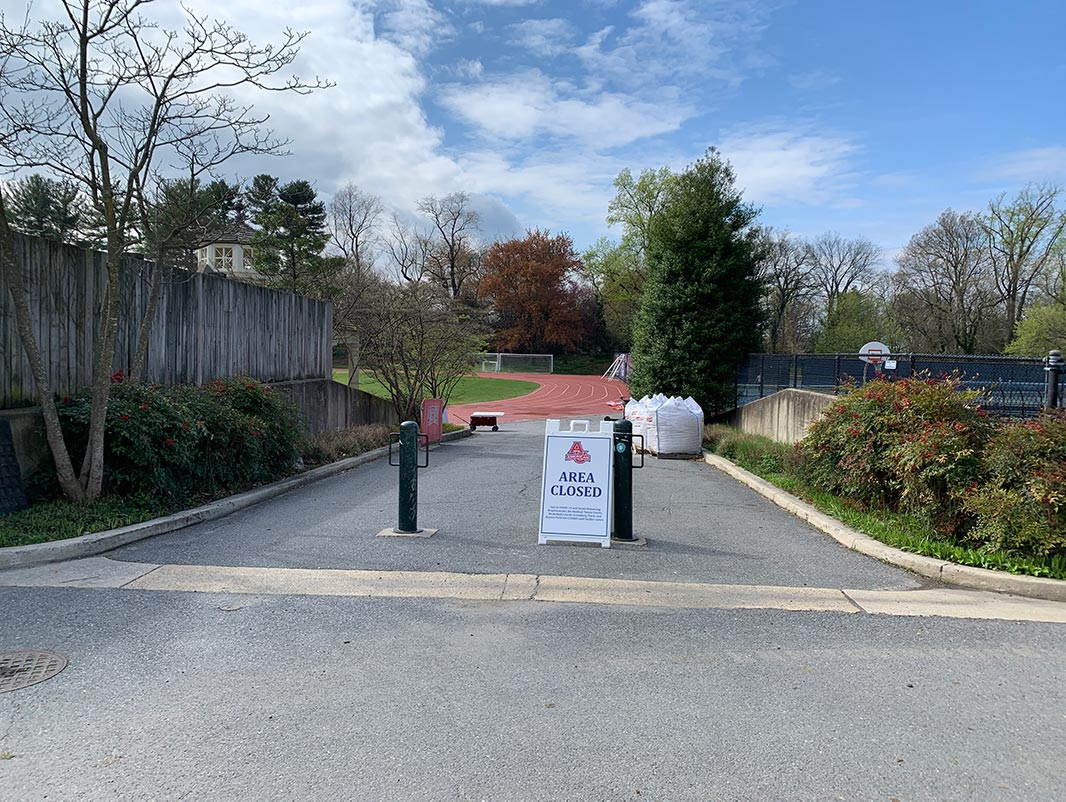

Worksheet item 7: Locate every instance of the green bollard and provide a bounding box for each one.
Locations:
[397,420,420,533]
[612,418,635,541]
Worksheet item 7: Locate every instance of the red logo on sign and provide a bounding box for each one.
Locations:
[564,441,591,464]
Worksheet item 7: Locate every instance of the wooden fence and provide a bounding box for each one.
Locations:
[1,234,332,407]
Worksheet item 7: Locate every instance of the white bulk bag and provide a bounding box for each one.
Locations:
[649,396,703,456]
[630,396,650,446]
[642,395,668,453]
[684,396,705,432]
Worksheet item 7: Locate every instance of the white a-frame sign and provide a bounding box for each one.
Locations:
[538,419,614,548]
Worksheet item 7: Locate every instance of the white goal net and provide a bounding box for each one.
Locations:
[477,353,554,374]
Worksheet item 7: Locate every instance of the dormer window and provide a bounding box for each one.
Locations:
[243,246,254,268]
[214,246,234,270]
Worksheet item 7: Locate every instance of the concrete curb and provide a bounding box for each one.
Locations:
[703,450,1066,603]
[0,429,473,570]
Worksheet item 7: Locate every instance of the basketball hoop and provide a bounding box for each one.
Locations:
[859,341,890,365]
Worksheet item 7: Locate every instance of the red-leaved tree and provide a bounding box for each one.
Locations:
[479,230,585,353]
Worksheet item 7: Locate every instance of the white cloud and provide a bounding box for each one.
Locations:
[458,0,543,6]
[453,58,484,79]
[159,0,466,210]
[577,0,770,89]
[717,124,861,206]
[439,71,687,148]
[992,147,1066,182]
[509,18,576,57]
[378,0,453,57]
[460,148,623,231]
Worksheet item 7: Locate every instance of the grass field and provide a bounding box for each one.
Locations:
[332,370,539,406]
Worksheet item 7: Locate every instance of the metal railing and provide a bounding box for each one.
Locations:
[736,352,1061,418]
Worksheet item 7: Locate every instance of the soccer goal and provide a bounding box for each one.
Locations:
[477,353,554,374]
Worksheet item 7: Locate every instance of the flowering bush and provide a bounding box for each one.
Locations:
[961,411,1066,556]
[58,377,302,500]
[801,375,992,527]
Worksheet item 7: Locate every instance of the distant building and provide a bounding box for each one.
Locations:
[195,222,261,279]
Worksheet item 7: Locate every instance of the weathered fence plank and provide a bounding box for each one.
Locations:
[0,234,331,407]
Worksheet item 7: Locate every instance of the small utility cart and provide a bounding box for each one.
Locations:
[468,411,505,431]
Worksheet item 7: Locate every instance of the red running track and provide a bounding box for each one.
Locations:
[447,373,629,425]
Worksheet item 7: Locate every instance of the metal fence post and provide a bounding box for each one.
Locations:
[759,354,765,399]
[792,354,799,388]
[612,419,635,542]
[834,354,841,394]
[1046,350,1063,410]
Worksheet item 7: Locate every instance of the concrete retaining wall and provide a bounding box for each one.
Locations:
[274,378,398,434]
[0,407,49,480]
[717,388,836,444]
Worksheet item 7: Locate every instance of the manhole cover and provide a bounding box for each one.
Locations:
[0,651,68,693]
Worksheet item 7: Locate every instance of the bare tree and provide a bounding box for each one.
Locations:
[0,0,328,501]
[360,282,485,420]
[758,228,816,352]
[384,212,431,284]
[328,183,381,270]
[1043,242,1066,304]
[808,232,881,308]
[982,183,1066,339]
[892,209,1000,353]
[417,191,481,298]
[327,183,382,389]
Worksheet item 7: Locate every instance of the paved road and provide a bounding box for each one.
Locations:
[1,420,1064,800]
[111,421,920,590]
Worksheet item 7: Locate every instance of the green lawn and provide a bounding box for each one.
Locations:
[332,370,539,406]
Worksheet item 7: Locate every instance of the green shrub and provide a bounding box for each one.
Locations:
[704,398,1066,577]
[961,411,1066,556]
[801,375,991,526]
[0,497,164,548]
[703,424,733,451]
[704,425,793,477]
[56,377,302,501]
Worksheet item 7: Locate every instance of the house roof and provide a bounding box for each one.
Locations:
[197,221,257,246]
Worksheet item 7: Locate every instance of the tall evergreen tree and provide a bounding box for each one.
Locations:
[4,173,84,243]
[628,149,765,413]
[245,174,280,222]
[143,177,240,265]
[249,176,333,297]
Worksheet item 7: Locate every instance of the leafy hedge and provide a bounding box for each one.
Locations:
[705,375,1066,577]
[799,376,1064,557]
[961,413,1066,556]
[802,376,993,534]
[56,377,302,501]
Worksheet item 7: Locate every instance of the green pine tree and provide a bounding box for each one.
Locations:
[4,173,84,243]
[249,177,333,297]
[628,149,765,413]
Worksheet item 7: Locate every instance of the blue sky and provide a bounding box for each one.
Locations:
[10,0,1066,261]
[404,0,1066,256]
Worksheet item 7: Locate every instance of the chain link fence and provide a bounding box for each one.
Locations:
[737,353,1059,418]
